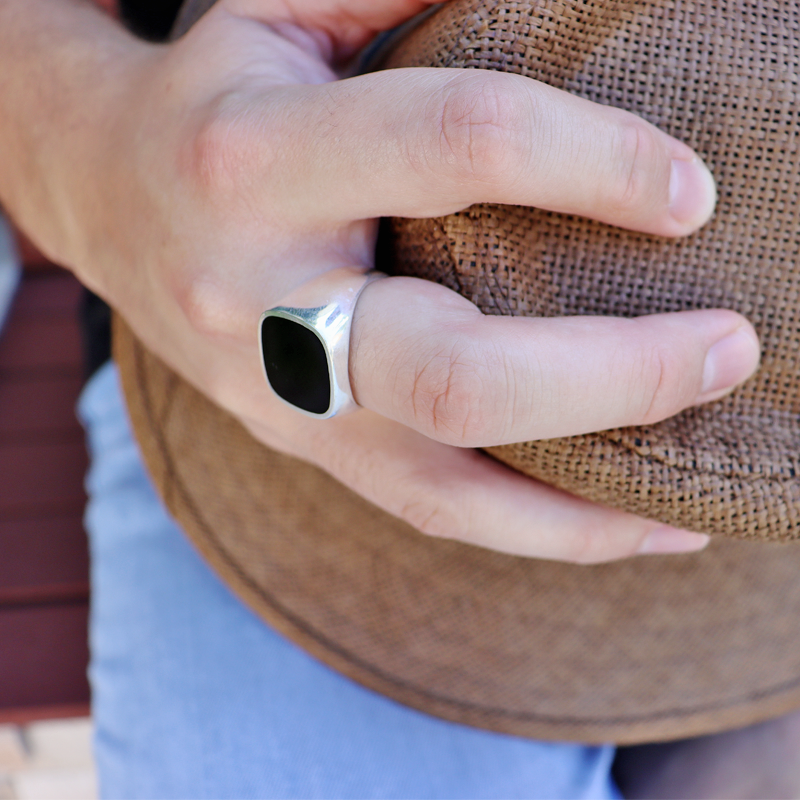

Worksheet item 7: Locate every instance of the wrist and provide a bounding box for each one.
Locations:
[0,0,155,276]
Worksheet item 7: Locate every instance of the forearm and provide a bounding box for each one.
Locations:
[0,0,151,271]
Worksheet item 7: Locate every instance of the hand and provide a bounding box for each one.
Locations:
[1,0,760,562]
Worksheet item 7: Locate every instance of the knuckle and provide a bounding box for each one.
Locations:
[406,343,488,444]
[172,270,237,340]
[396,472,478,541]
[636,344,686,424]
[399,496,459,539]
[184,98,277,202]
[189,109,249,195]
[602,120,662,216]
[433,75,525,184]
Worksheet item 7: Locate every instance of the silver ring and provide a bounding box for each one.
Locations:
[259,267,386,418]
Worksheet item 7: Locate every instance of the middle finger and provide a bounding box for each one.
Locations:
[349,276,761,447]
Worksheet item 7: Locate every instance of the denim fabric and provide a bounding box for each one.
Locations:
[79,362,620,800]
[0,214,20,335]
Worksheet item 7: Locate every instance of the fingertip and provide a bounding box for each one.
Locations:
[668,156,717,231]
[696,323,761,404]
[637,527,711,556]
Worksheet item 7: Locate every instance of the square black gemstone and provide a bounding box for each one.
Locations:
[261,315,331,415]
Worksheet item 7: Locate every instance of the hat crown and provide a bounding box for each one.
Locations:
[386,0,800,538]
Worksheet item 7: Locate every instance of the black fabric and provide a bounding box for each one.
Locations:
[80,290,112,380]
[119,0,183,41]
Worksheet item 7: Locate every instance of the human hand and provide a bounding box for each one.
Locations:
[3,0,760,562]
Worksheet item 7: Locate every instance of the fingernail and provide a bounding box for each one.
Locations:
[669,157,717,226]
[638,527,710,555]
[698,327,761,402]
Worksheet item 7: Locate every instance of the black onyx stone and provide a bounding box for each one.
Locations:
[261,316,331,415]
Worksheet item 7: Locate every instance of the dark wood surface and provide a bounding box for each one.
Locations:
[0,269,91,721]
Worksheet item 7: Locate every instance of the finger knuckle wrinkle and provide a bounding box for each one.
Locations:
[400,498,456,539]
[410,348,484,443]
[638,346,680,424]
[605,121,660,215]
[437,77,522,182]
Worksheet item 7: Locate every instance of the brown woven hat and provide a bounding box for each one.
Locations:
[113,0,800,745]
[383,0,800,541]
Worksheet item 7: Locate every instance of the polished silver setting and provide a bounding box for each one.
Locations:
[259,267,386,419]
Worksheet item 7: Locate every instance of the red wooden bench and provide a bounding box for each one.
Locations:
[0,265,91,723]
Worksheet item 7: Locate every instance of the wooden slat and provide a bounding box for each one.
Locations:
[0,269,91,714]
[0,603,90,711]
[10,271,83,313]
[0,583,90,608]
[0,315,82,373]
[0,441,87,516]
[0,702,91,726]
[0,516,89,592]
[0,375,85,439]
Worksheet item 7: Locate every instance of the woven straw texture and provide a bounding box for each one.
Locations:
[384,0,800,540]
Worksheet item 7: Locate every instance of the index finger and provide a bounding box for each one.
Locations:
[194,67,716,236]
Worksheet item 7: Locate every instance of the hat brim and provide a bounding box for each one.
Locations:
[115,315,800,744]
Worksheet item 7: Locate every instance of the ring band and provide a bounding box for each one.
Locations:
[259,267,386,418]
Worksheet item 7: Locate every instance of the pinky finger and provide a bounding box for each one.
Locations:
[248,410,710,564]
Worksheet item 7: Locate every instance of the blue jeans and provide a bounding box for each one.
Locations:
[79,363,620,800]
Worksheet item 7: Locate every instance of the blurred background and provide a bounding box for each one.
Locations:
[0,6,195,797]
[0,216,96,799]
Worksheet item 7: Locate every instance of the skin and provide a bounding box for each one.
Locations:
[0,0,762,565]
